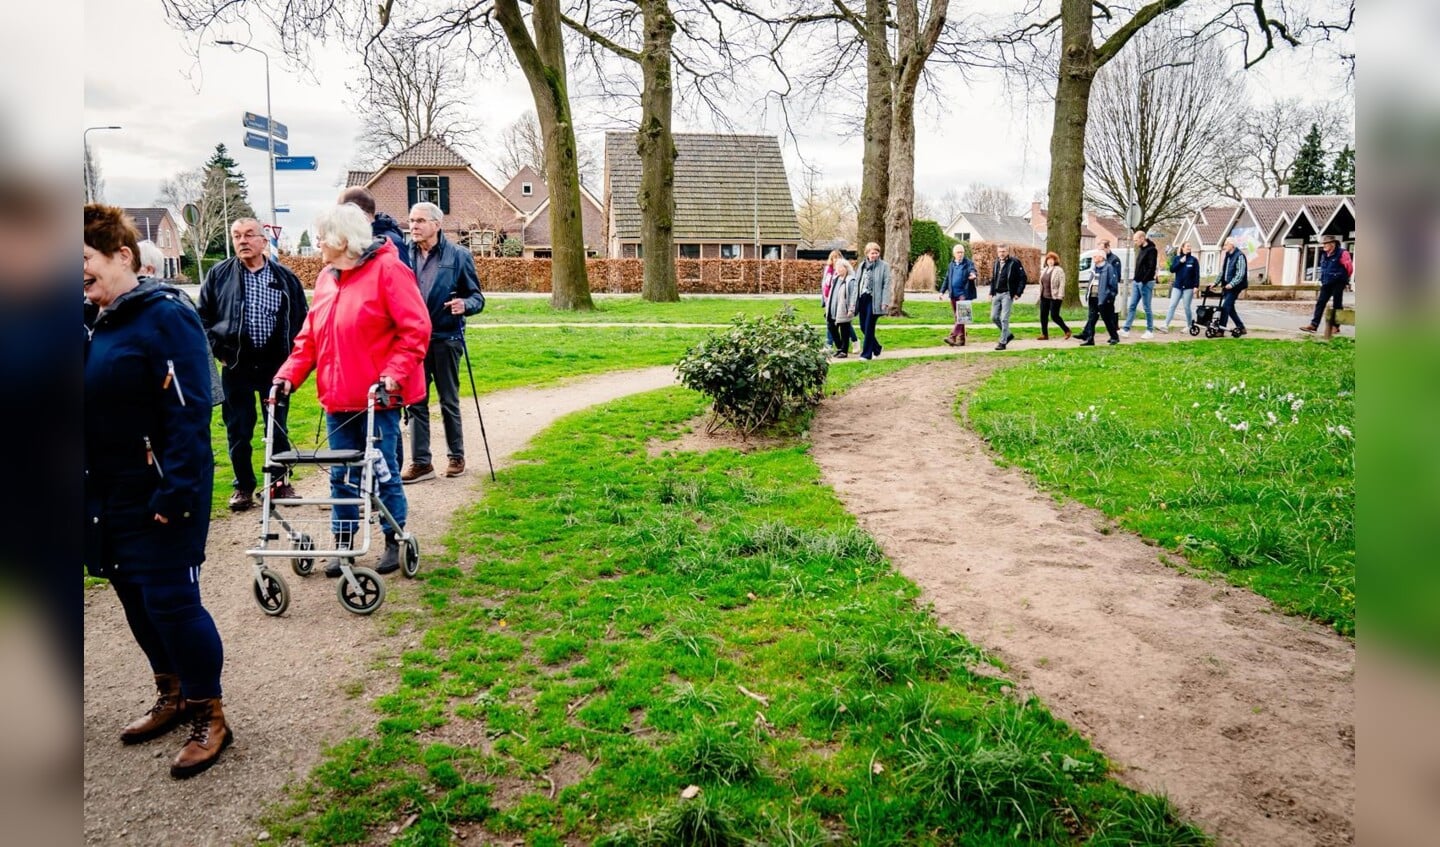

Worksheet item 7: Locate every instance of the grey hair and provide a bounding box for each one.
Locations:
[230,217,265,236]
[136,240,165,275]
[834,258,854,278]
[315,204,374,260]
[410,202,443,224]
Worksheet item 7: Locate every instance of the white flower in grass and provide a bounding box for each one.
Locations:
[1339,425,1353,438]
[1076,411,1085,420]
[1089,405,1097,412]
[1192,402,1201,408]
[1239,380,1246,389]
[1231,421,1249,432]
[1292,415,1299,424]
[1291,398,1305,412]
[1206,382,1215,390]
[1214,409,1226,421]
[1338,390,1352,398]
[1267,411,1278,425]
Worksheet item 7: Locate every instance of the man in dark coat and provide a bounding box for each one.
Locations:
[338,186,408,259]
[1077,243,1122,346]
[197,217,309,510]
[1122,228,1159,338]
[989,243,1028,350]
[400,202,485,482]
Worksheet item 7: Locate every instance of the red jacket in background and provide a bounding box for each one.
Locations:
[276,239,432,411]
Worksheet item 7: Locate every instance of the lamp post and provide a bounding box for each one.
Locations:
[216,40,277,231]
[83,125,122,203]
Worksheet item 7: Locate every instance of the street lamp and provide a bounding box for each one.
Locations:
[84,125,122,203]
[216,40,277,231]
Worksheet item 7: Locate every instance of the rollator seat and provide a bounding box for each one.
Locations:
[266,448,367,470]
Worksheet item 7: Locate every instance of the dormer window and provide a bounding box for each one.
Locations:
[522,182,533,196]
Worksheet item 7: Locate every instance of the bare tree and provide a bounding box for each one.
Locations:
[1084,31,1244,230]
[157,166,237,276]
[84,145,105,203]
[960,183,1021,217]
[1221,96,1353,198]
[492,110,599,189]
[795,167,846,248]
[349,33,483,167]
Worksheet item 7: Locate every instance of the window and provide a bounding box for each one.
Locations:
[522,182,533,196]
[954,231,971,242]
[677,243,700,259]
[416,174,441,205]
[762,244,782,260]
[720,244,743,260]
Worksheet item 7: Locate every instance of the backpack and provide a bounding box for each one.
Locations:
[1339,249,1354,278]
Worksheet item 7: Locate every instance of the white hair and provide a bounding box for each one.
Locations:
[137,240,165,276]
[409,202,443,224]
[316,204,375,260]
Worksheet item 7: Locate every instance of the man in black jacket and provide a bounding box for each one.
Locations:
[400,202,485,482]
[338,186,408,259]
[989,243,1028,351]
[197,218,309,510]
[1122,229,1159,338]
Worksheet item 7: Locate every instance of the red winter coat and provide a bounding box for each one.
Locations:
[276,239,431,411]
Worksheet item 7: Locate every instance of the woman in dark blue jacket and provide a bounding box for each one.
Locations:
[940,243,977,346]
[1164,241,1201,332]
[84,205,232,779]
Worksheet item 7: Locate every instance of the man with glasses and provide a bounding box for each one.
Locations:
[400,202,484,482]
[197,218,309,510]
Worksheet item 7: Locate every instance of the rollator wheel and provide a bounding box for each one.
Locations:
[1189,324,1201,336]
[291,533,315,576]
[253,568,290,616]
[1231,327,1244,338]
[401,534,420,579]
[337,566,386,615]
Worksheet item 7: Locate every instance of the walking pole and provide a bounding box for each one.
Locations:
[459,339,497,482]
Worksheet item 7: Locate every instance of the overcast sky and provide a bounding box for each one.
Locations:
[85,0,1352,248]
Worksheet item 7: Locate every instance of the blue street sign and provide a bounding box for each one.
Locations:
[243,132,288,156]
[242,111,288,140]
[274,156,318,171]
[274,207,291,213]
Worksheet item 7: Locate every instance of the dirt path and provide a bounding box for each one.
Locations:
[82,367,676,846]
[807,359,1354,846]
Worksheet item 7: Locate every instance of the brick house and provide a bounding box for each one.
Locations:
[1172,205,1239,278]
[346,136,523,255]
[603,132,801,259]
[1024,202,1098,253]
[124,207,184,278]
[1207,195,1355,285]
[497,165,605,258]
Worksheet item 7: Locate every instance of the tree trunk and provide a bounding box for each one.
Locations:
[857,0,892,249]
[883,78,917,316]
[496,0,594,310]
[637,0,679,302]
[1048,0,1098,310]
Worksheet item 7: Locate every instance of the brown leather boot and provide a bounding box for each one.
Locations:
[959,326,967,346]
[170,698,234,779]
[120,673,188,745]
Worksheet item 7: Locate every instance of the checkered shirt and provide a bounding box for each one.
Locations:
[242,261,282,348]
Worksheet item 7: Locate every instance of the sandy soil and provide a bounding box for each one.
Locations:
[82,367,676,847]
[806,358,1354,846]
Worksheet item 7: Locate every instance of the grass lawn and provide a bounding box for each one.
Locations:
[265,384,1207,846]
[473,295,1086,327]
[967,338,1355,636]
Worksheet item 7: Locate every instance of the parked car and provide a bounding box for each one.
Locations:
[1077,254,1094,284]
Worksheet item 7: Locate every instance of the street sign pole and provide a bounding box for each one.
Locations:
[263,52,277,233]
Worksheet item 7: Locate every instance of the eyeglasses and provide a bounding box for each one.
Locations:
[408,218,436,225]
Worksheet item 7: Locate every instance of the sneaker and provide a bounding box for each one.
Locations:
[444,457,466,478]
[1120,328,1131,337]
[1003,332,1015,344]
[1142,331,1154,340]
[1108,338,1120,345]
[376,537,401,575]
[227,490,254,512]
[1078,339,1095,347]
[270,481,298,501]
[995,342,1008,351]
[401,462,436,484]
[834,351,848,358]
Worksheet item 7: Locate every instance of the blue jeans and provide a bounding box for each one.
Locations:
[1217,289,1246,331]
[1165,287,1195,328]
[326,408,405,540]
[113,577,224,700]
[1124,280,1156,331]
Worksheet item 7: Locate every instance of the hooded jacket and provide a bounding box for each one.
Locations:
[1134,238,1158,282]
[85,280,214,576]
[275,239,432,412]
[372,213,408,260]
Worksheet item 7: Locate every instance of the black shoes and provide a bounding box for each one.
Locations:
[376,537,401,575]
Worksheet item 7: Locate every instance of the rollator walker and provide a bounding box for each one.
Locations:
[247,383,419,616]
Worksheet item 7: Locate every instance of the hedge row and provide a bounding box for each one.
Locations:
[968,241,1043,286]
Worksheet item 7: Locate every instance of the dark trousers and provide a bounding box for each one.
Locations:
[113,577,224,700]
[1310,281,1346,327]
[1217,289,1246,331]
[221,363,290,493]
[826,319,856,354]
[1080,297,1120,341]
[857,293,883,358]
[407,337,466,466]
[1040,297,1070,336]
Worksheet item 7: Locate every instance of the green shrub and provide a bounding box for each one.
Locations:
[676,308,828,436]
[910,219,961,282]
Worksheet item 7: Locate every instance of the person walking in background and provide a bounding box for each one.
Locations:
[1037,251,1071,340]
[824,256,858,358]
[940,243,977,346]
[820,250,857,352]
[989,243,1028,351]
[337,186,408,258]
[85,205,232,779]
[1215,237,1249,337]
[1302,235,1353,333]
[197,218,308,512]
[274,204,431,577]
[400,202,485,483]
[1122,229,1159,338]
[854,241,892,360]
[1077,244,1121,346]
[1165,241,1200,332]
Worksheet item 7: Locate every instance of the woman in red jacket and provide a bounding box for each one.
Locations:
[274,203,431,576]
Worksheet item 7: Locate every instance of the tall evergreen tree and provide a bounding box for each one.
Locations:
[298,230,311,249]
[205,143,249,196]
[1287,123,1329,196]
[1328,144,1355,194]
